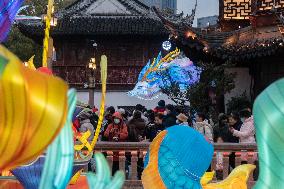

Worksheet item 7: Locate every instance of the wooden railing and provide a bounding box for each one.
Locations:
[92,142,258,189]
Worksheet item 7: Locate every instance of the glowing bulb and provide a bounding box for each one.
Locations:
[162,41,172,51]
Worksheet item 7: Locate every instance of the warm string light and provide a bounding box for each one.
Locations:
[185,31,196,39]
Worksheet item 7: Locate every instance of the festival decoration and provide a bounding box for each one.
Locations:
[90,55,107,149]
[142,126,214,189]
[253,78,284,189]
[142,126,255,189]
[87,153,125,189]
[0,45,68,171]
[38,89,76,189]
[0,0,24,42]
[26,55,36,70]
[42,0,54,67]
[200,172,215,186]
[204,164,255,189]
[70,55,108,184]
[75,55,108,153]
[0,24,123,187]
[128,48,201,100]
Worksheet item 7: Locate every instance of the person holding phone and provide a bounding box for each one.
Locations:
[104,112,128,142]
[104,112,128,175]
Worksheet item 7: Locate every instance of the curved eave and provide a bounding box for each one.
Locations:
[17,16,169,39]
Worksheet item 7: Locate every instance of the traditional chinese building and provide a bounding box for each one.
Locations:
[18,0,197,107]
[155,0,284,109]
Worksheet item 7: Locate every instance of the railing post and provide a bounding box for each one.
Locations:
[235,152,242,167]
[119,151,126,173]
[223,152,229,179]
[131,151,138,180]
[107,151,113,173]
[211,153,217,181]
[248,152,255,182]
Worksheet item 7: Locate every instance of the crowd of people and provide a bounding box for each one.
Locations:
[73,100,257,179]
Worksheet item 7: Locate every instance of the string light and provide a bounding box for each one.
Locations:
[185,31,196,39]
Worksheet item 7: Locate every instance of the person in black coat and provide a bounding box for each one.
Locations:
[144,110,158,142]
[228,112,242,143]
[162,104,177,129]
[213,114,230,142]
[227,112,242,170]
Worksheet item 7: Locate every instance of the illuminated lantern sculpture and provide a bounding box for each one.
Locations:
[128,48,201,100]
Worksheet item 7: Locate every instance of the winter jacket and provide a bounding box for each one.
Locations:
[127,118,146,142]
[73,118,80,131]
[89,112,99,130]
[193,121,213,142]
[228,121,242,143]
[153,107,166,114]
[144,122,158,142]
[129,111,148,124]
[232,117,255,143]
[79,119,94,142]
[163,112,177,128]
[213,123,230,142]
[104,112,128,142]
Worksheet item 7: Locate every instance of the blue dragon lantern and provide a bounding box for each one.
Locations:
[128,48,202,100]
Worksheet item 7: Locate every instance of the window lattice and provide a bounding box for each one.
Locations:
[257,0,284,11]
[223,0,252,20]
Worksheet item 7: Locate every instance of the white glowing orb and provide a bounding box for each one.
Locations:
[162,41,172,51]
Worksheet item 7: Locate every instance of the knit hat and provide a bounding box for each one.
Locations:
[159,126,214,188]
[78,111,92,120]
[118,108,125,115]
[77,108,92,118]
[176,113,188,122]
[158,100,165,108]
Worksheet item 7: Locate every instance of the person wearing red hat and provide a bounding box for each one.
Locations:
[104,112,128,175]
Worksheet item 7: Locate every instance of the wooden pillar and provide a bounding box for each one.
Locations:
[223,153,229,179]
[211,153,217,181]
[119,151,126,173]
[88,88,94,107]
[130,151,138,180]
[235,152,242,166]
[248,152,255,182]
[47,37,54,70]
[107,151,113,173]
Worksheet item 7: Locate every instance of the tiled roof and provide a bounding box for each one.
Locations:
[18,0,168,36]
[154,7,284,62]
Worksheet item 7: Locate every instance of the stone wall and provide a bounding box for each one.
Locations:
[76,91,174,109]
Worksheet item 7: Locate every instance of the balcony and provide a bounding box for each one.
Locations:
[0,142,258,189]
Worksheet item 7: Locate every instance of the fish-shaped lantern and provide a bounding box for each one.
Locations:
[142,126,255,189]
[0,45,69,171]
